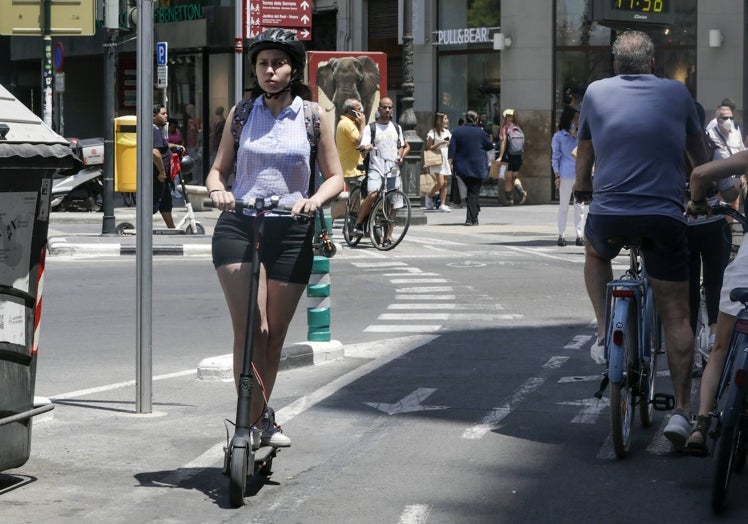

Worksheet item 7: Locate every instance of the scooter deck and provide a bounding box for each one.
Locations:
[254,445,276,463]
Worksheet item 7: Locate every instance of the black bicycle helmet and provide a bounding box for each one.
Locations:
[247,28,306,71]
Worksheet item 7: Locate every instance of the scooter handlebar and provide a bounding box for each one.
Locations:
[203,196,312,222]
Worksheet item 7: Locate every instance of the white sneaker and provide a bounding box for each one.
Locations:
[590,337,606,365]
[261,414,291,447]
[250,425,261,451]
[424,196,434,210]
[438,205,451,212]
[664,409,693,449]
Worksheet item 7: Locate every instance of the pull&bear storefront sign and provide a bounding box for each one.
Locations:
[432,26,500,46]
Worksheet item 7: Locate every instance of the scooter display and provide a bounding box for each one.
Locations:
[115,148,204,235]
[51,138,104,212]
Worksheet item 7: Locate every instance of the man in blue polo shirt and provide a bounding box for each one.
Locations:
[575,30,710,449]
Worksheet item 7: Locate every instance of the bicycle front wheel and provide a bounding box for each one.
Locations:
[342,185,362,247]
[369,190,411,251]
[640,291,661,427]
[610,299,637,458]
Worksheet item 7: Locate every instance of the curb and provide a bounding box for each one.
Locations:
[196,339,344,381]
[47,237,212,257]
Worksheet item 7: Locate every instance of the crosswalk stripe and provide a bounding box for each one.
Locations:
[389,278,448,284]
[395,286,454,293]
[387,303,503,310]
[364,325,441,333]
[395,294,456,300]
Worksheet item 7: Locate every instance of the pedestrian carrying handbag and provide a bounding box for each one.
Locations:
[488,159,508,180]
[423,149,442,168]
[420,172,437,196]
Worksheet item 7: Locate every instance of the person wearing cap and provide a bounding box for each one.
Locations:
[206,28,344,450]
[497,108,528,205]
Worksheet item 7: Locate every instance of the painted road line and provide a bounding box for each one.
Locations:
[389,278,449,284]
[395,286,454,293]
[462,377,546,439]
[364,325,442,333]
[398,504,432,524]
[388,303,504,310]
[395,294,456,300]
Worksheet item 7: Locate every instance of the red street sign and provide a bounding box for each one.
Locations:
[249,25,311,41]
[249,0,311,28]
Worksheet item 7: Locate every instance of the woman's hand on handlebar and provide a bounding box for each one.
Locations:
[292,197,320,218]
[209,189,235,211]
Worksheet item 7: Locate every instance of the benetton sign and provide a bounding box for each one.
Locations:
[432,26,500,46]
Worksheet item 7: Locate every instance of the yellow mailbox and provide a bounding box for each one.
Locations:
[114,116,137,192]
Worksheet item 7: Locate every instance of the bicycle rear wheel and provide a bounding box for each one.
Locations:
[342,185,362,247]
[610,299,637,458]
[712,416,741,514]
[369,190,411,251]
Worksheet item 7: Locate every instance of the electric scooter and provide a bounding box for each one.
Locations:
[205,196,308,507]
[115,148,205,235]
[51,137,104,212]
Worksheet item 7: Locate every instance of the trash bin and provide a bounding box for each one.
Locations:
[0,84,75,472]
[114,115,137,193]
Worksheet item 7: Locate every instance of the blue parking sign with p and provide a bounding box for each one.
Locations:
[157,42,168,66]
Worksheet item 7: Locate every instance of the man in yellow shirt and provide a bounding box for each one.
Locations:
[333,98,366,218]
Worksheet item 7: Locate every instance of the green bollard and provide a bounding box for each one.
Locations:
[307,256,331,342]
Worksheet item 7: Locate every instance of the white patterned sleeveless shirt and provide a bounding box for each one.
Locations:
[232,96,311,211]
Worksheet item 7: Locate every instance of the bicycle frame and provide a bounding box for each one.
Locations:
[715,306,748,430]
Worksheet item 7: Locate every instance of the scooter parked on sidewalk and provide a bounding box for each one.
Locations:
[115,148,205,235]
[51,137,104,212]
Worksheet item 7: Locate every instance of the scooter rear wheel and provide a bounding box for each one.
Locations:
[115,222,135,236]
[186,223,205,235]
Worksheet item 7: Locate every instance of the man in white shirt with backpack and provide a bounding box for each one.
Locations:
[354,97,410,238]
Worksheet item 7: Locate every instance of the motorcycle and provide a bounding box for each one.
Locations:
[51,137,104,212]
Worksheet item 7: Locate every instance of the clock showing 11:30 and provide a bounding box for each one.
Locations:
[600,0,674,24]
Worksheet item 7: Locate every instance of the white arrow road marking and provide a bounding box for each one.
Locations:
[462,377,546,439]
[365,388,448,415]
[557,397,610,424]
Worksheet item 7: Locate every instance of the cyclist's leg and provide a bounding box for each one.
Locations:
[356,171,381,228]
[695,311,737,419]
[582,214,617,341]
[649,276,693,412]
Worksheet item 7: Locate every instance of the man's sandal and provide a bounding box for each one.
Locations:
[686,415,711,456]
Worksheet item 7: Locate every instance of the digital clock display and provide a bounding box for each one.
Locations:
[613,0,668,13]
[598,0,674,25]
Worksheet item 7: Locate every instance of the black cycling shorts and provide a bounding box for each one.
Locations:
[501,152,523,172]
[211,211,313,284]
[584,213,689,281]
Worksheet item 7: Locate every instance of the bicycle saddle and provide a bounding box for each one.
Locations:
[606,236,654,249]
[729,287,748,305]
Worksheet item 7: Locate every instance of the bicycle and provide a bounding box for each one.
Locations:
[342,166,411,251]
[594,240,673,458]
[311,207,336,258]
[694,202,748,370]
[710,287,748,513]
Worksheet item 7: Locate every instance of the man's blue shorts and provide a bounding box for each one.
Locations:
[584,214,689,282]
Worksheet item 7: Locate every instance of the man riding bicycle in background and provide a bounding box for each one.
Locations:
[685,150,748,454]
[355,97,410,244]
[574,30,711,449]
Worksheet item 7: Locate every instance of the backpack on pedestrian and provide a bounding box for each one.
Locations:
[506,126,525,155]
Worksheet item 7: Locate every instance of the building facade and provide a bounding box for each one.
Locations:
[1,0,745,200]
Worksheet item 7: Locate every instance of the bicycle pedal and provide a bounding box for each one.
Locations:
[652,393,675,411]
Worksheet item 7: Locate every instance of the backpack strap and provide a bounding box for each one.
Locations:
[232,98,254,152]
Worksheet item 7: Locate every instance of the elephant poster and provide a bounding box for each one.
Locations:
[306,52,388,127]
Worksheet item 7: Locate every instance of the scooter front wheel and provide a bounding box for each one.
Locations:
[228,445,248,507]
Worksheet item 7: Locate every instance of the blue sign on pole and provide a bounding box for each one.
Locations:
[156,42,168,66]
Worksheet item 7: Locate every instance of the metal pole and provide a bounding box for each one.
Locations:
[399,0,426,223]
[41,0,53,128]
[136,0,154,414]
[234,0,245,104]
[101,27,117,235]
